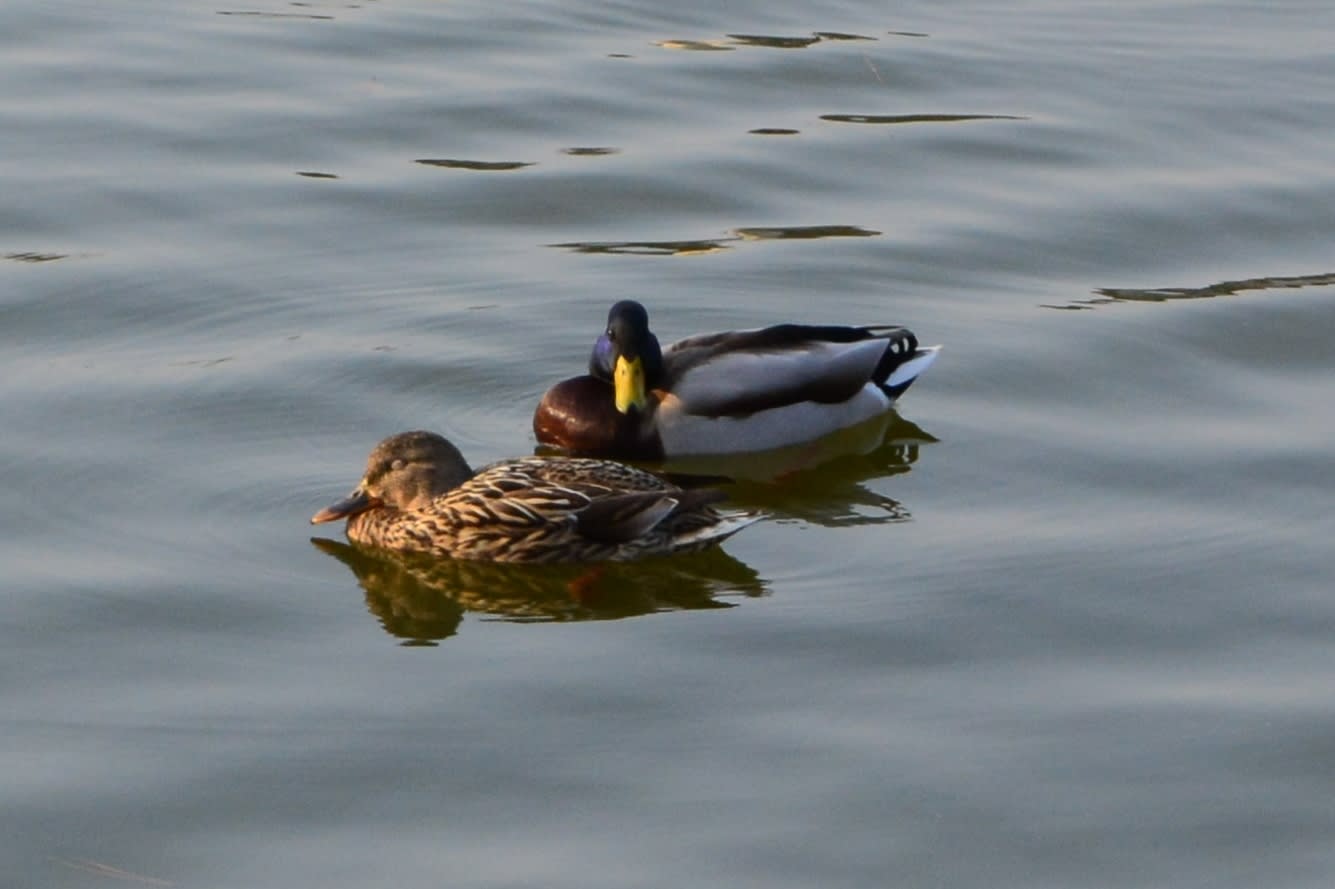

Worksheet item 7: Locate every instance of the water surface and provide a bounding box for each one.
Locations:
[4,1,1335,887]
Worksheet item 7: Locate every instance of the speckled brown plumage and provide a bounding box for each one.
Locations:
[311,431,759,563]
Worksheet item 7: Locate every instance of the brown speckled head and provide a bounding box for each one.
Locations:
[311,431,474,524]
[361,431,475,507]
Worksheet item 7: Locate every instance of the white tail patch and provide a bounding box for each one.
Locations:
[885,345,941,389]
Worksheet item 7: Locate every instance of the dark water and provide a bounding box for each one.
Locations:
[4,1,1335,887]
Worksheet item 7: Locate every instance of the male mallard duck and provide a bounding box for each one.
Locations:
[310,431,760,563]
[533,300,940,459]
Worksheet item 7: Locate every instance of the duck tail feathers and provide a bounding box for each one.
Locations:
[870,328,919,381]
[878,345,941,400]
[673,512,765,549]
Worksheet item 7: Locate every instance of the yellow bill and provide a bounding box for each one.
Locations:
[614,354,648,413]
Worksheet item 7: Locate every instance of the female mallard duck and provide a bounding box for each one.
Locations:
[310,431,760,563]
[533,300,940,459]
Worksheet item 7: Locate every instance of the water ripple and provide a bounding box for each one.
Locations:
[215,10,335,21]
[656,31,883,51]
[735,225,880,240]
[415,158,536,172]
[726,34,823,49]
[549,237,735,256]
[550,225,879,256]
[821,113,1027,125]
[4,251,71,263]
[653,39,734,52]
[813,32,878,42]
[1046,272,1335,310]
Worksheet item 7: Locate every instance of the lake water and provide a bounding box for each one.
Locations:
[4,1,1335,886]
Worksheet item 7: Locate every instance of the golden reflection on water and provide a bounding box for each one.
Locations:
[813,32,877,42]
[1046,272,1335,310]
[311,538,766,645]
[653,39,735,52]
[726,34,822,49]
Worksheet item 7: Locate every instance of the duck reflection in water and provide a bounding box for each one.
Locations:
[309,537,768,645]
[619,411,939,528]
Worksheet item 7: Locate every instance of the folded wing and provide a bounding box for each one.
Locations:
[665,325,918,417]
